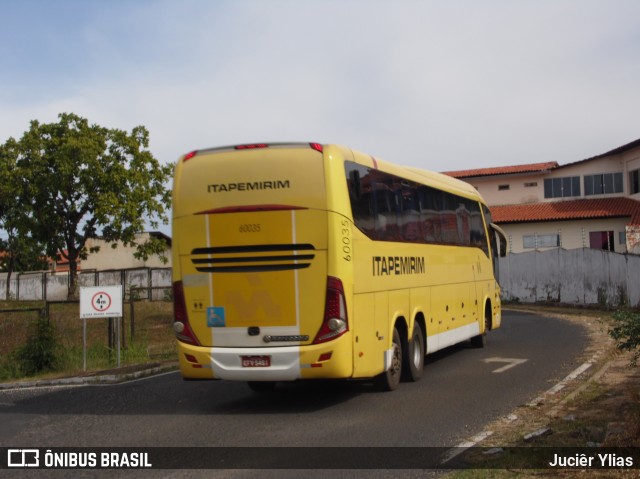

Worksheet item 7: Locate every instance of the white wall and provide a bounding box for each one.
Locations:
[499,248,640,308]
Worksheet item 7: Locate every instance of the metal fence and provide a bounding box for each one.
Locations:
[0,296,175,374]
[0,267,171,301]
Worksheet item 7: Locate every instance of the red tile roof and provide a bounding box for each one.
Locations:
[443,161,558,179]
[491,197,640,225]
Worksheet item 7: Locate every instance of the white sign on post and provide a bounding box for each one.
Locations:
[80,286,123,319]
[80,286,124,371]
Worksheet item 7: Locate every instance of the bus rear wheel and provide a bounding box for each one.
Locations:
[402,322,424,382]
[471,308,491,348]
[375,327,402,391]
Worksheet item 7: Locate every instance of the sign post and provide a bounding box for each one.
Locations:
[80,286,124,371]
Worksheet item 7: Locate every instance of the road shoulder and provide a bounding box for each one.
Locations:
[447,305,640,477]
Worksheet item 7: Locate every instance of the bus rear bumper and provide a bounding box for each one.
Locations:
[177,334,353,381]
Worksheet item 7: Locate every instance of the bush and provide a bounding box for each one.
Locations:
[12,317,60,376]
[609,310,640,366]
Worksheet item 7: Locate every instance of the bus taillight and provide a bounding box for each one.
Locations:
[183,150,198,162]
[313,277,348,344]
[172,281,201,346]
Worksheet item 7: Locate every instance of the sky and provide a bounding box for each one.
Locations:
[2,0,640,177]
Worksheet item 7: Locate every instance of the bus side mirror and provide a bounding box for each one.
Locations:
[491,223,508,257]
[499,237,507,257]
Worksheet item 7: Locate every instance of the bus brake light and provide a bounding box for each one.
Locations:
[183,150,198,162]
[173,281,201,346]
[313,277,348,344]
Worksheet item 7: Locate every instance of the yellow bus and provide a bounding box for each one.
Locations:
[171,143,507,391]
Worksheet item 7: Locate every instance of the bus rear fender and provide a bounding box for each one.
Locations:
[413,313,427,346]
[393,316,408,347]
[489,294,502,329]
[483,296,502,331]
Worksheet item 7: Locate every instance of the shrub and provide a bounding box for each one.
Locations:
[609,310,640,366]
[12,317,60,376]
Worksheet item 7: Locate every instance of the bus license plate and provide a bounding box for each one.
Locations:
[241,356,271,368]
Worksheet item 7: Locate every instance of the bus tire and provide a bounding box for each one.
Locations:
[375,327,402,391]
[248,381,277,392]
[402,322,424,382]
[471,309,490,348]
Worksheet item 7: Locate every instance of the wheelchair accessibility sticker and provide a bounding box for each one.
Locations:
[206,307,226,327]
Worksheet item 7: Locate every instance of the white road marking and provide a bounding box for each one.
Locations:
[483,357,528,373]
[442,430,494,464]
[528,361,593,406]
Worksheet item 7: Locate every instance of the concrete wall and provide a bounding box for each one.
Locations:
[499,248,640,308]
[0,268,172,301]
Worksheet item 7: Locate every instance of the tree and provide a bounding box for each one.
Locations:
[10,113,172,299]
[0,139,48,299]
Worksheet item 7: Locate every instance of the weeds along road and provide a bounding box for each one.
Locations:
[0,310,588,477]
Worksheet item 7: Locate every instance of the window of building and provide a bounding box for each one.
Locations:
[630,169,640,195]
[619,231,627,245]
[584,172,623,196]
[589,231,614,251]
[498,184,510,191]
[523,234,560,249]
[524,182,537,188]
[543,176,580,198]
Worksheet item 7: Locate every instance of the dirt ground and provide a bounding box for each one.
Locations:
[454,305,640,477]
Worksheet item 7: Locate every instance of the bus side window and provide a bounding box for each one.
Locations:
[346,162,377,238]
[400,183,421,243]
[372,183,397,241]
[420,186,442,244]
[440,192,460,246]
[349,169,362,200]
[469,201,489,257]
[345,160,496,252]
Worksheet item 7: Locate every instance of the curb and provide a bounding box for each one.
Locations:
[0,363,178,390]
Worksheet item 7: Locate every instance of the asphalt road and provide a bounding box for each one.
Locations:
[0,310,589,478]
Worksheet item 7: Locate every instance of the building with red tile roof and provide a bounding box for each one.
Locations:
[443,162,558,180]
[491,197,640,225]
[444,139,640,254]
